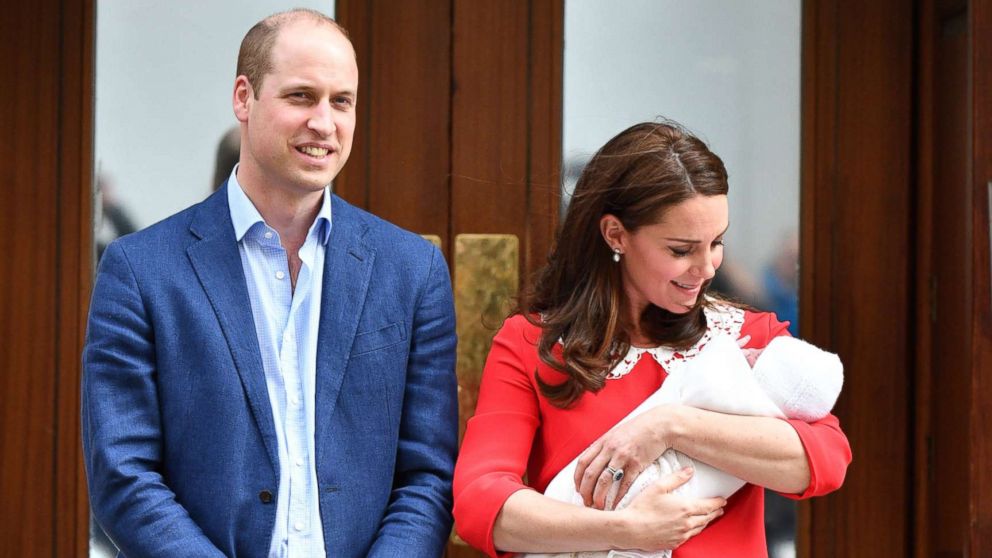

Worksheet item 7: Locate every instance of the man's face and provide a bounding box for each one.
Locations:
[234,21,358,196]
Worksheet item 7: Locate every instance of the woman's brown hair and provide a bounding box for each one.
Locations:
[521,120,730,407]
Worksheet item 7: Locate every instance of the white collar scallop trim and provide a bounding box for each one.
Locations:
[605,303,746,380]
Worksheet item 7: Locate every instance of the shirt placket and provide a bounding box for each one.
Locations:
[282,254,313,552]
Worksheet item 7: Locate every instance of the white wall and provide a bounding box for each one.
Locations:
[563,0,801,281]
[95,0,335,230]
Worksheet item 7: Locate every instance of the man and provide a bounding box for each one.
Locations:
[82,9,458,557]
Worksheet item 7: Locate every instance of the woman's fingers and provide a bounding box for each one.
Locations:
[612,460,657,505]
[693,496,728,517]
[612,465,639,506]
[577,448,613,507]
[593,463,627,510]
[654,466,695,493]
[672,497,726,547]
[573,440,603,490]
[683,501,726,539]
[576,409,677,509]
[681,507,724,544]
[622,481,727,550]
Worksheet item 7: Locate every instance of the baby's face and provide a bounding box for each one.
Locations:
[742,347,763,368]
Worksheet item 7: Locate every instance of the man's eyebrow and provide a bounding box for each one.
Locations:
[280,83,315,92]
[281,84,357,98]
[664,224,730,243]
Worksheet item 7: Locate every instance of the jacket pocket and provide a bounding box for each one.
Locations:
[351,322,407,356]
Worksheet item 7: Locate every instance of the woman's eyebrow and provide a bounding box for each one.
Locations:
[663,224,730,244]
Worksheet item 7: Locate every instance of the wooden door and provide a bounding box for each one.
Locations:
[914,0,992,555]
[335,1,562,556]
[800,1,915,555]
[923,1,971,554]
[969,1,992,555]
[0,0,93,555]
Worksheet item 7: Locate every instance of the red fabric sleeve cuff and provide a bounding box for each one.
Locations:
[778,417,851,500]
[454,474,532,558]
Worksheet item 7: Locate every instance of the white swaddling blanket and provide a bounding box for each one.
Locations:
[524,334,843,558]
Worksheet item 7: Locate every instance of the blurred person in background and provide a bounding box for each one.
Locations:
[213,125,241,192]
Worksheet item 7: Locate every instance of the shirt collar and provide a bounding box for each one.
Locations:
[227,165,333,245]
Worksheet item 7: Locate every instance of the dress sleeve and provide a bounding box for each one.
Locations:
[453,315,542,557]
[740,310,853,499]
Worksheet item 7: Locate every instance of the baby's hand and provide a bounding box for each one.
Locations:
[736,335,764,368]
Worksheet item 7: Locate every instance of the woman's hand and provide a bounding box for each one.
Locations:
[573,405,681,509]
[616,468,726,551]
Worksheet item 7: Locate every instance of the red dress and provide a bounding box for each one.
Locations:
[453,307,851,557]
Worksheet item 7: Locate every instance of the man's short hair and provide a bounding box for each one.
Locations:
[237,8,349,99]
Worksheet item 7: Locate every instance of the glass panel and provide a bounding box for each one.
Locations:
[91,2,335,555]
[563,1,801,557]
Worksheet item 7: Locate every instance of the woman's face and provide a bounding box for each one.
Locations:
[606,194,729,316]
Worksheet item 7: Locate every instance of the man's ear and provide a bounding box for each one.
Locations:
[233,76,253,123]
[599,214,627,252]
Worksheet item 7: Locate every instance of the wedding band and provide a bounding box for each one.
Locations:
[606,466,624,482]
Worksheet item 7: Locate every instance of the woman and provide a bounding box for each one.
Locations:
[452,121,851,557]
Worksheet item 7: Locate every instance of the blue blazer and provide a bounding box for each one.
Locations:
[82,186,458,557]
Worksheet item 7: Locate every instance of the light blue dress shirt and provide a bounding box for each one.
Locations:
[227,169,331,558]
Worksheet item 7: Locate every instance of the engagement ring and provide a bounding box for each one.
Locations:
[606,466,624,482]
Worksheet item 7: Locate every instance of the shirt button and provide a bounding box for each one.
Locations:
[275,271,286,280]
[290,395,300,406]
[294,521,305,532]
[295,458,304,467]
[264,231,273,239]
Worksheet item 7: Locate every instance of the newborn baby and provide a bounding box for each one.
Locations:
[526,334,843,558]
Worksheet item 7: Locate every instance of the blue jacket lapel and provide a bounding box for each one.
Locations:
[186,186,280,472]
[315,195,375,464]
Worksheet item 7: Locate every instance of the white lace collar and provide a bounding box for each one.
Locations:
[605,303,745,380]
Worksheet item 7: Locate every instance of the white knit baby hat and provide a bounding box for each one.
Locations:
[751,336,844,422]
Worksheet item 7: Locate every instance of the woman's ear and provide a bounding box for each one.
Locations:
[599,214,626,253]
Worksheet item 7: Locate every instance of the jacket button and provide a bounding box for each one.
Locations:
[259,490,274,504]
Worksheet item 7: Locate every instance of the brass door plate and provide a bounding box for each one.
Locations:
[454,234,520,444]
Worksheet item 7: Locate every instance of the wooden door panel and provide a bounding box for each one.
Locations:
[0,0,93,555]
[338,2,561,556]
[930,7,970,554]
[968,0,992,555]
[800,1,915,556]
[335,0,453,246]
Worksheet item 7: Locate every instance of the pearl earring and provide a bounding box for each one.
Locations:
[612,248,621,263]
